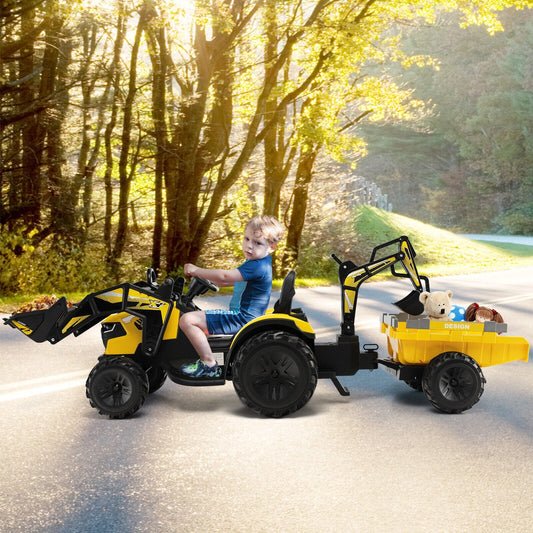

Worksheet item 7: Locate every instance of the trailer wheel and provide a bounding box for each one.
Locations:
[146,365,167,393]
[232,331,317,418]
[86,357,149,419]
[422,352,485,414]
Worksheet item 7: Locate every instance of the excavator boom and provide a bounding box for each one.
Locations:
[334,236,429,335]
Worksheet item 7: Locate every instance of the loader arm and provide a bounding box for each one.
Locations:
[335,236,429,336]
[4,280,176,356]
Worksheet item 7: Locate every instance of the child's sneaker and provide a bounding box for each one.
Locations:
[180,359,221,378]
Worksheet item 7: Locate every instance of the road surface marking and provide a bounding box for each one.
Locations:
[492,292,533,305]
[0,370,88,403]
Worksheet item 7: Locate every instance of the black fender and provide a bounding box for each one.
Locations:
[224,314,315,376]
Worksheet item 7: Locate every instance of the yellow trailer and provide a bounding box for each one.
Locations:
[381,313,529,367]
[379,313,530,413]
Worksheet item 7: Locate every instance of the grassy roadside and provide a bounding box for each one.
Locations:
[352,206,533,276]
[2,206,532,313]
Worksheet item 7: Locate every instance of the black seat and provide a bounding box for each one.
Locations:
[273,270,296,315]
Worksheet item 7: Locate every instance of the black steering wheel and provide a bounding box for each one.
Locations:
[182,276,219,306]
[194,276,219,293]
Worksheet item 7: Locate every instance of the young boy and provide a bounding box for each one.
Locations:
[180,215,284,378]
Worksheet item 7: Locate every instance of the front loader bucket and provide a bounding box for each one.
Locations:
[4,281,176,354]
[4,296,69,343]
[394,290,424,316]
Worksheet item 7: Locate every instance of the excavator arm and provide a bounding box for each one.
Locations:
[333,236,430,335]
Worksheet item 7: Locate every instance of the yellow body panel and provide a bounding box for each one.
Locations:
[229,312,315,350]
[62,315,91,334]
[382,313,529,367]
[102,308,313,355]
[163,308,181,340]
[251,313,314,334]
[103,312,143,355]
[96,288,125,304]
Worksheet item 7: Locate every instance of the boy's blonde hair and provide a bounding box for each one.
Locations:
[246,215,284,246]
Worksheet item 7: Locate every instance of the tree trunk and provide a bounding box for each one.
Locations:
[282,145,319,273]
[263,0,286,219]
[103,9,126,261]
[145,10,168,273]
[111,6,149,277]
[163,0,333,272]
[47,21,77,239]
[72,19,103,240]
[19,5,42,227]
[164,21,227,271]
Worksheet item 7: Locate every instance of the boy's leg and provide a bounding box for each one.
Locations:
[179,311,217,367]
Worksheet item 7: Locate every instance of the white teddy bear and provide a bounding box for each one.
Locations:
[419,290,453,321]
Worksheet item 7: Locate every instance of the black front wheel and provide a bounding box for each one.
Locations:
[232,331,317,418]
[422,352,485,414]
[86,357,149,419]
[146,365,167,393]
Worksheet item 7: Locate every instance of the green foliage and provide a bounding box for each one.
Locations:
[0,229,36,296]
[296,217,353,280]
[0,229,112,296]
[497,207,533,235]
[2,0,532,297]
[357,8,533,234]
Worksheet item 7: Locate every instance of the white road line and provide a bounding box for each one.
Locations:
[492,293,533,305]
[0,370,88,403]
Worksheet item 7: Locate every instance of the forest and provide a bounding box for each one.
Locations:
[1,0,531,294]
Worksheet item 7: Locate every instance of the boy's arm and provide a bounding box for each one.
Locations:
[184,263,244,287]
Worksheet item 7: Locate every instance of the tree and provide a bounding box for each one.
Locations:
[1,0,531,294]
[162,0,342,271]
[355,6,533,233]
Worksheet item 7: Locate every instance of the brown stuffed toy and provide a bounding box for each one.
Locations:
[465,303,504,323]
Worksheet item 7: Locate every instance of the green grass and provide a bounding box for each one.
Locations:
[353,205,533,276]
[2,206,532,313]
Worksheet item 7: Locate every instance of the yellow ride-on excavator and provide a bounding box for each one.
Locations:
[8,235,525,418]
[4,236,428,418]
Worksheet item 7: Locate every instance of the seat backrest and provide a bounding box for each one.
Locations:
[273,270,296,315]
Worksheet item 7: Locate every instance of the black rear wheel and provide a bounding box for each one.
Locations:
[422,352,485,413]
[86,357,149,418]
[232,331,317,418]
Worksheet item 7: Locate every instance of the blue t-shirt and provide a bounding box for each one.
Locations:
[229,255,273,320]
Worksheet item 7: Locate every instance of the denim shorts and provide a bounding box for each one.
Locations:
[205,310,250,335]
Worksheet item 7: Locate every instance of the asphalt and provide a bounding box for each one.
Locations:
[1,267,532,532]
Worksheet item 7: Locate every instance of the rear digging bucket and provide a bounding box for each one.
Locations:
[394,290,424,315]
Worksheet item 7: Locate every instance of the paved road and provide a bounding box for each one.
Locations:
[460,234,533,246]
[1,268,532,533]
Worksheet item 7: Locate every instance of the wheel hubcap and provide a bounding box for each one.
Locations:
[96,371,133,407]
[250,354,300,402]
[440,367,473,401]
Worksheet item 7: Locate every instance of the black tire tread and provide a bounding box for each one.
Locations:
[422,351,485,414]
[232,330,317,418]
[86,356,149,419]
